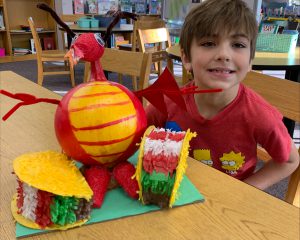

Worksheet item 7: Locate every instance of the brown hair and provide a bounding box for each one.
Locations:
[179,0,258,60]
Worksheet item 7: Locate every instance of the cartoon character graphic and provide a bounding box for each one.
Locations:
[193,149,213,167]
[220,151,245,175]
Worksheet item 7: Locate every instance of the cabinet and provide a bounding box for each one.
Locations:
[0,0,57,62]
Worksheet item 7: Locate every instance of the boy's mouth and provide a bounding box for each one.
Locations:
[208,68,235,74]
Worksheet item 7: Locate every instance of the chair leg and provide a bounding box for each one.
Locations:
[37,61,44,86]
[131,76,137,90]
[158,61,162,75]
[84,62,90,83]
[167,58,173,74]
[118,73,123,85]
[69,62,75,87]
[285,151,300,207]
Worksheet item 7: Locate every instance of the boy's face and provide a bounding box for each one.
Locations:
[181,32,252,91]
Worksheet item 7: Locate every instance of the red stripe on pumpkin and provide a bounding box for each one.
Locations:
[72,91,123,98]
[71,114,136,131]
[78,133,135,146]
[69,101,131,112]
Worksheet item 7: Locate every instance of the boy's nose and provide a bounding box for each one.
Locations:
[215,46,231,62]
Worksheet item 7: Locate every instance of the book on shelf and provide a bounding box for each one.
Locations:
[86,0,98,14]
[0,9,5,30]
[149,0,161,15]
[13,48,31,55]
[42,37,55,50]
[29,38,36,54]
[97,0,119,15]
[74,0,85,14]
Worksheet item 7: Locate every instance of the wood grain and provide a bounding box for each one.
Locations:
[1,71,299,240]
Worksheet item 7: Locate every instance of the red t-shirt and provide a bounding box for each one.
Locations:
[146,83,291,180]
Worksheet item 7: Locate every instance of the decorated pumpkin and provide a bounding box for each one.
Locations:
[55,81,146,167]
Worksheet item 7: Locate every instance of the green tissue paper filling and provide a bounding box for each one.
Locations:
[141,170,175,196]
[50,196,78,226]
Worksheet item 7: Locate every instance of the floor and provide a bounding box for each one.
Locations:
[1,59,299,201]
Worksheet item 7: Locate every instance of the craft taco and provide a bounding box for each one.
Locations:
[135,126,196,208]
[11,151,93,230]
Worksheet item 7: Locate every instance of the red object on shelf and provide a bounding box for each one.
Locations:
[42,37,55,50]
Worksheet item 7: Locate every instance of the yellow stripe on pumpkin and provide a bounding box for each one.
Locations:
[73,117,137,142]
[73,82,121,97]
[80,136,135,157]
[69,103,136,129]
[91,153,124,165]
[69,91,129,109]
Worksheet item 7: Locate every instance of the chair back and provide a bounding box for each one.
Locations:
[244,70,300,207]
[138,26,172,75]
[89,48,152,90]
[132,18,166,51]
[28,17,43,58]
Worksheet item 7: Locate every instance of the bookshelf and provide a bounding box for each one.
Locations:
[0,0,57,62]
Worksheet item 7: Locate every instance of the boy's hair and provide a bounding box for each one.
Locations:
[180,0,258,60]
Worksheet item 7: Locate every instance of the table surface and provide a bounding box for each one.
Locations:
[166,44,300,68]
[1,71,299,240]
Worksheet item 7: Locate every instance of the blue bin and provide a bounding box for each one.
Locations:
[95,16,121,28]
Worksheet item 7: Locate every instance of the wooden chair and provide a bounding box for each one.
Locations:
[138,26,173,77]
[28,17,75,87]
[244,70,300,207]
[84,48,152,91]
[118,18,171,89]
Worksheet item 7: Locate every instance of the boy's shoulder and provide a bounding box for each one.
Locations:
[240,83,283,120]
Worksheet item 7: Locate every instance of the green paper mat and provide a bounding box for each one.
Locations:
[16,151,204,238]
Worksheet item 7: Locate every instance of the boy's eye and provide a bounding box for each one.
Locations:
[232,42,247,48]
[200,41,215,47]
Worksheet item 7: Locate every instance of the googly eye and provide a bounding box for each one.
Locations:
[94,33,105,47]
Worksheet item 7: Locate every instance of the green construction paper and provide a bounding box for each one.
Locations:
[15,151,205,238]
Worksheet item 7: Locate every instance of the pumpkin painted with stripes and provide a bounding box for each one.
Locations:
[55,80,147,167]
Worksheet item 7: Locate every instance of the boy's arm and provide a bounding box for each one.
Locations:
[243,141,299,190]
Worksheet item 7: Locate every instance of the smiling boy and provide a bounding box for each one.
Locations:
[146,0,299,190]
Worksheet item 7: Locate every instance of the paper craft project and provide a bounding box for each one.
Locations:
[135,126,196,208]
[11,151,93,230]
[15,151,204,238]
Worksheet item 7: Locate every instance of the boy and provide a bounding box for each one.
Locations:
[146,0,299,190]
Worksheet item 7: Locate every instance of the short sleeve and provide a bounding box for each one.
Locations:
[256,110,291,163]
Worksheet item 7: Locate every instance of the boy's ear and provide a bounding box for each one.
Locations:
[181,49,192,71]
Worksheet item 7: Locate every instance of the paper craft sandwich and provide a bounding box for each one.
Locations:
[135,126,196,208]
[11,151,93,230]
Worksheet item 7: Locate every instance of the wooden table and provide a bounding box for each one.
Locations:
[1,71,299,240]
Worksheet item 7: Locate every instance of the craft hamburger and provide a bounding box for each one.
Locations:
[135,126,196,208]
[11,151,93,230]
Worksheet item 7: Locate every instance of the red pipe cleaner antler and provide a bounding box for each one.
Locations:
[0,90,60,121]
